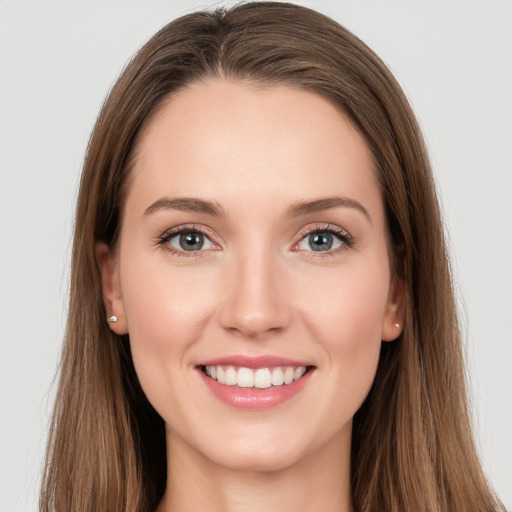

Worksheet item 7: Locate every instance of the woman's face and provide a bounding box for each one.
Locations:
[100,79,403,472]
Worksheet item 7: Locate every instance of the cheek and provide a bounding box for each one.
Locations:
[298,258,390,396]
[119,254,216,404]
[300,254,390,334]
[122,254,214,343]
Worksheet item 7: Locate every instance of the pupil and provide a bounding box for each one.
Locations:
[310,232,332,251]
[180,232,204,251]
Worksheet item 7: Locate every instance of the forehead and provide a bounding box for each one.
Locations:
[127,79,381,217]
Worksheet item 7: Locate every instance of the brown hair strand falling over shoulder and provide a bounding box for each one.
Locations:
[40,3,504,511]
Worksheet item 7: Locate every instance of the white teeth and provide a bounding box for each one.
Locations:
[283,367,294,385]
[271,367,284,386]
[204,365,308,388]
[294,366,306,381]
[237,367,254,388]
[225,367,237,386]
[254,368,272,389]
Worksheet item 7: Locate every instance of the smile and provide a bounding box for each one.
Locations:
[204,365,307,389]
[197,356,315,410]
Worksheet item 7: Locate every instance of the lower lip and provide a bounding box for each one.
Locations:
[199,369,312,410]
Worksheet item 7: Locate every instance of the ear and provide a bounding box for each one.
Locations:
[96,242,128,335]
[381,274,405,342]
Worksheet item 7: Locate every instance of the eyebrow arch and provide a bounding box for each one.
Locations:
[286,197,372,224]
[144,197,225,217]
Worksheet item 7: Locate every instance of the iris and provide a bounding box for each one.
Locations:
[309,232,333,251]
[180,232,204,251]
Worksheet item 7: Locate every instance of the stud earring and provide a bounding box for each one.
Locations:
[394,323,400,329]
[108,315,118,324]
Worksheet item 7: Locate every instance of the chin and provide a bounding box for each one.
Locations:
[194,426,327,474]
[210,445,303,473]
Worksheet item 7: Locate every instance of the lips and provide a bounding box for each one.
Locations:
[197,355,314,410]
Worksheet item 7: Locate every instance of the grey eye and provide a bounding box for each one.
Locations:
[169,232,215,252]
[308,233,333,251]
[297,231,344,252]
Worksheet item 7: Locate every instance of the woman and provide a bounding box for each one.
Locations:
[40,2,505,511]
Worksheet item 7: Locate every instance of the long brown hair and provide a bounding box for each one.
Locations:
[40,3,504,511]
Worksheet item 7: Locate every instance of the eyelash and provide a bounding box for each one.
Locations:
[156,224,218,258]
[293,224,355,257]
[156,223,355,258]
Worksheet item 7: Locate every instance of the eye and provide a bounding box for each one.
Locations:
[169,231,216,252]
[294,226,353,253]
[157,226,219,255]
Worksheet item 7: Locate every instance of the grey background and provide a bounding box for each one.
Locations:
[1,1,511,510]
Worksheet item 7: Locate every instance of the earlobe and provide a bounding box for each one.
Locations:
[381,276,405,342]
[95,242,128,335]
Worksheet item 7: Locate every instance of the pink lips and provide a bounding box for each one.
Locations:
[197,355,313,410]
[198,355,310,369]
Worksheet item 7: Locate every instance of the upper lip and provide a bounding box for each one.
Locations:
[197,355,312,369]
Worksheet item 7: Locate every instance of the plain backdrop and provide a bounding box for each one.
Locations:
[1,1,511,510]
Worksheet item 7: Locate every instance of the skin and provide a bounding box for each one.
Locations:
[98,79,404,512]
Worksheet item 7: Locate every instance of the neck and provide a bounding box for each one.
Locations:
[156,426,353,512]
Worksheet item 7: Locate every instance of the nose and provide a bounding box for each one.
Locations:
[218,249,291,340]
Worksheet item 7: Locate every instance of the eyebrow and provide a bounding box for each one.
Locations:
[286,197,372,223]
[144,197,225,217]
[144,195,371,223]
